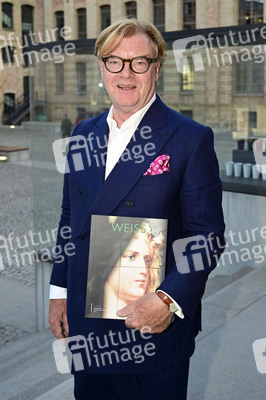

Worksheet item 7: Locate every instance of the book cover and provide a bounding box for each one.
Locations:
[85,215,168,319]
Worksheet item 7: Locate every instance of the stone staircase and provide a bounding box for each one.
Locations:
[0,329,73,400]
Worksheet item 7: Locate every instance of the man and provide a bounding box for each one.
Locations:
[49,18,225,400]
[61,114,73,138]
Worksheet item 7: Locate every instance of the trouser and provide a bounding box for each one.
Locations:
[74,358,190,400]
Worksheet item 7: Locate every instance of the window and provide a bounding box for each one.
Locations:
[236,59,264,94]
[77,8,87,39]
[21,5,34,67]
[2,46,14,63]
[21,5,34,32]
[183,0,196,29]
[100,5,111,31]
[153,0,165,31]
[180,110,193,119]
[239,0,264,25]
[156,70,164,95]
[125,1,137,18]
[2,2,13,29]
[180,56,194,92]
[248,111,257,131]
[3,93,15,114]
[55,64,64,93]
[55,11,65,40]
[76,62,86,93]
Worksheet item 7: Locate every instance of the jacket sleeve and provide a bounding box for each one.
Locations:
[49,166,71,289]
[158,126,226,318]
[49,122,86,288]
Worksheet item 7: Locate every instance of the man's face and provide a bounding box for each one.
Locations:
[99,33,160,121]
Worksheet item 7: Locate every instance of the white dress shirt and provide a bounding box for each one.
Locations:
[49,93,184,319]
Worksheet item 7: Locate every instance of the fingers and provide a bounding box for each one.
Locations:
[48,299,68,340]
[125,317,158,333]
[123,307,173,333]
[49,318,65,339]
[50,318,68,340]
[117,303,134,318]
[124,315,134,329]
[63,312,69,338]
[124,312,147,331]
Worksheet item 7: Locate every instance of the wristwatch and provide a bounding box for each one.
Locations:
[156,290,178,313]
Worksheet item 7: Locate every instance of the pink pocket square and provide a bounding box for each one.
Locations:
[143,154,170,176]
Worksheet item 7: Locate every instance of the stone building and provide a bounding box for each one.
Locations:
[0,0,44,124]
[1,0,266,135]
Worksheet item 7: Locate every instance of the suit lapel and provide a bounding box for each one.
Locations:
[78,96,179,236]
[82,113,109,199]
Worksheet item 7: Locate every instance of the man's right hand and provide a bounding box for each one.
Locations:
[49,299,69,339]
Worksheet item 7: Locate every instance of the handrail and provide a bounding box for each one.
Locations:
[2,93,31,125]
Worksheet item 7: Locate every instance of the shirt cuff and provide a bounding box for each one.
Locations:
[158,290,184,319]
[49,284,67,299]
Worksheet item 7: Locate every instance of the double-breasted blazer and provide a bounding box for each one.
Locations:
[50,94,225,374]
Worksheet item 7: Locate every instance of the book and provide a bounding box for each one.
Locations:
[85,215,168,319]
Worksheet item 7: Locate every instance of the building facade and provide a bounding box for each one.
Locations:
[0,0,44,124]
[1,0,266,135]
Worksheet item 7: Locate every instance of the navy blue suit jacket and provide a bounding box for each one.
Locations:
[50,95,225,374]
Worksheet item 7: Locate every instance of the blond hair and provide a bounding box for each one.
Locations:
[94,18,167,66]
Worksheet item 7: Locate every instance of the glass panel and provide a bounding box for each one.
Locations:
[55,64,64,93]
[76,62,87,93]
[29,30,266,293]
[2,2,13,29]
[30,49,108,238]
[183,0,196,29]
[156,69,164,96]
[125,1,137,18]
[2,46,14,63]
[100,5,111,30]
[29,38,266,169]
[236,59,264,94]
[3,92,15,113]
[77,8,87,39]
[239,0,264,25]
[55,11,65,40]
[21,5,34,67]
[153,0,165,31]
[21,5,34,32]
[180,56,194,91]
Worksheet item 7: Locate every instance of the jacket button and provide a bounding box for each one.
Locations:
[126,200,134,207]
[78,234,85,240]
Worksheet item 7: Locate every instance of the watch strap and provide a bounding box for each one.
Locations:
[156,290,174,309]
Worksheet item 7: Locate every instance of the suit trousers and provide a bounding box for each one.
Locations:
[74,358,190,400]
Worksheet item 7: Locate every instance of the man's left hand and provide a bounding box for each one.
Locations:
[117,292,173,333]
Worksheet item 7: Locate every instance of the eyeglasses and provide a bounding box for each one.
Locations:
[101,56,158,74]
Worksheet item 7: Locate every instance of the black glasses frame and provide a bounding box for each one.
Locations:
[101,56,158,74]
